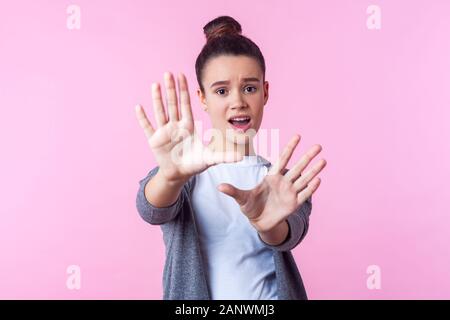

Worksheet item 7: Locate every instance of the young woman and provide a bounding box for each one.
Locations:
[135,16,327,300]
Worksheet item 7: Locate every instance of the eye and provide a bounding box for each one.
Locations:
[216,88,227,95]
[244,86,257,93]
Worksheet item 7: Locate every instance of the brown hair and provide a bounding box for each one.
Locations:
[195,16,266,94]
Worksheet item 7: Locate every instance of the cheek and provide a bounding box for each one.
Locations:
[252,104,265,125]
[209,107,228,127]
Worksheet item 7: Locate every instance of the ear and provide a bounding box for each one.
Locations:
[263,81,269,106]
[197,88,208,112]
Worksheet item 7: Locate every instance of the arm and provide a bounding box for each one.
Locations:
[136,166,187,225]
[257,195,312,252]
[134,72,243,224]
[258,220,289,246]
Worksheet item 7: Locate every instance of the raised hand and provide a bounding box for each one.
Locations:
[135,72,243,184]
[217,135,326,233]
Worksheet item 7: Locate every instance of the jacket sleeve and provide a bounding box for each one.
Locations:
[257,195,312,252]
[135,166,185,225]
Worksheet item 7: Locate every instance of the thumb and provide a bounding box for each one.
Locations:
[217,183,248,206]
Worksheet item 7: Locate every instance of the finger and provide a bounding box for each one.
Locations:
[285,144,322,182]
[217,183,247,206]
[164,72,179,122]
[178,73,194,123]
[293,159,327,193]
[297,177,321,206]
[268,135,301,175]
[135,104,154,139]
[151,82,168,127]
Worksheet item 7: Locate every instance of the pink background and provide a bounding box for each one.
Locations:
[1,0,449,299]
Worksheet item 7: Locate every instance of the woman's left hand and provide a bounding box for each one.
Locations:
[217,135,327,233]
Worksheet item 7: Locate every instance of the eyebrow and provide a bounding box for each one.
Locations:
[210,77,260,88]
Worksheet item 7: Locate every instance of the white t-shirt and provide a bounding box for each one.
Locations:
[191,155,278,300]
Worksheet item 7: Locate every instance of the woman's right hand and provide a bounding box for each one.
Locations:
[135,72,243,185]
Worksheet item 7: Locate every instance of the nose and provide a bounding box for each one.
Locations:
[229,90,248,110]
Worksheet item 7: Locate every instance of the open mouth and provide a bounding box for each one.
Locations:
[228,115,252,132]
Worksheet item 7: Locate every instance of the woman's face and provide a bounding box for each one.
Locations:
[197,55,269,154]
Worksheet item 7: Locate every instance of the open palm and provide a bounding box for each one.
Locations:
[135,72,243,184]
[218,135,327,233]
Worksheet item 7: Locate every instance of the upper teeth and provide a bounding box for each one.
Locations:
[231,117,249,121]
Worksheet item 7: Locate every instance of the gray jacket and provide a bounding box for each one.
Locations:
[136,164,312,300]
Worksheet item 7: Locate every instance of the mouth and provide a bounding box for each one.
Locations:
[227,115,252,132]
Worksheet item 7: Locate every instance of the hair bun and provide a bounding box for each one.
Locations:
[203,16,242,42]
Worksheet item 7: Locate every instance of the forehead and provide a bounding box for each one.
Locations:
[203,55,262,84]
